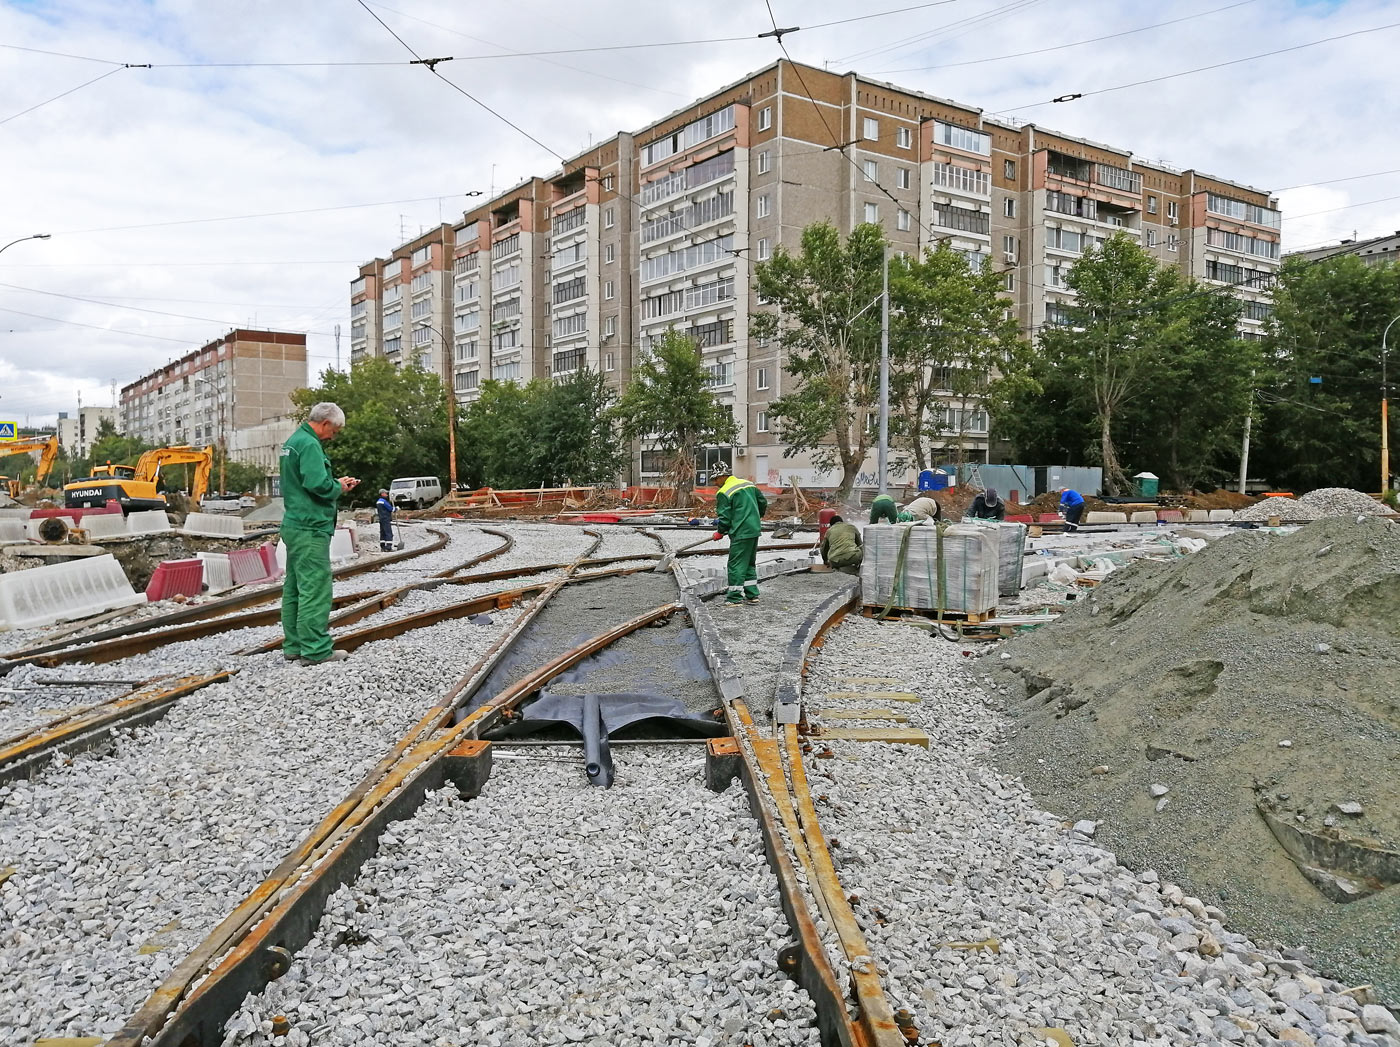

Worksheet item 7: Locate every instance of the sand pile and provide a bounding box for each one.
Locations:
[991,516,1400,1002]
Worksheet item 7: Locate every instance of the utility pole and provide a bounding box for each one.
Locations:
[1383,314,1399,493]
[1239,372,1255,494]
[878,247,890,497]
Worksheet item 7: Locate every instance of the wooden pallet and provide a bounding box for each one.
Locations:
[859,604,995,624]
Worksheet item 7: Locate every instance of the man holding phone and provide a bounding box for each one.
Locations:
[279,402,359,664]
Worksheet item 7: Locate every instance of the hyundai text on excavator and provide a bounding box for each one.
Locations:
[63,444,214,513]
[0,434,60,500]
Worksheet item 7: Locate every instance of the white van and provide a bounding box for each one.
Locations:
[389,476,443,509]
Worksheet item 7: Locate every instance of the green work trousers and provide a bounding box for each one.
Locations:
[869,496,898,524]
[281,527,334,662]
[726,535,760,603]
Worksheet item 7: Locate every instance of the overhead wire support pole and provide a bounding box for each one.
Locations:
[1382,314,1399,493]
[878,247,890,498]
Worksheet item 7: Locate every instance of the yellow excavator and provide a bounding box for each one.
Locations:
[64,444,214,513]
[0,435,60,500]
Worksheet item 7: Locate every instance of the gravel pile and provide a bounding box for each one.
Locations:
[0,611,520,1044]
[801,615,1400,1045]
[222,752,822,1047]
[1299,488,1397,517]
[991,516,1400,1003]
[1233,498,1323,522]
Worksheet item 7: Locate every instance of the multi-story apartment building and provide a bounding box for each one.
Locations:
[351,225,456,374]
[1288,229,1400,268]
[120,329,308,452]
[56,405,118,458]
[350,60,1280,483]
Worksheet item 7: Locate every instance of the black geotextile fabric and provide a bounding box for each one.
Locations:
[484,691,727,740]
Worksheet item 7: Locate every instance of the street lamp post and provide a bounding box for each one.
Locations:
[415,322,458,492]
[0,233,51,258]
[1382,314,1400,493]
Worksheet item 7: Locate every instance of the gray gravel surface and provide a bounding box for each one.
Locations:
[798,614,1399,1047]
[590,526,665,559]
[0,611,521,1044]
[221,751,822,1047]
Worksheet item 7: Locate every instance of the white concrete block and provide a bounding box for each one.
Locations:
[1208,509,1233,522]
[180,512,244,538]
[81,513,130,540]
[1129,510,1157,524]
[196,551,234,593]
[26,515,77,542]
[0,518,28,544]
[1188,509,1210,522]
[1085,511,1128,524]
[0,553,146,630]
[126,510,174,535]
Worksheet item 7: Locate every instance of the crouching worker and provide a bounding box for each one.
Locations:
[903,495,943,523]
[869,492,899,524]
[1059,487,1085,530]
[710,462,767,606]
[819,516,863,575]
[375,488,396,552]
[967,487,1006,521]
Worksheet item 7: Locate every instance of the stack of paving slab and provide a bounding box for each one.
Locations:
[0,553,146,630]
[860,523,999,614]
[962,519,1028,596]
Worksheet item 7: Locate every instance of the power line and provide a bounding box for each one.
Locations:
[0,43,126,65]
[51,194,470,236]
[0,282,326,320]
[1002,20,1400,112]
[1274,167,1400,192]
[873,0,1259,74]
[1281,192,1400,222]
[0,260,363,268]
[0,67,131,127]
[836,0,1044,67]
[0,304,193,343]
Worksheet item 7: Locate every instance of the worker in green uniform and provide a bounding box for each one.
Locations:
[280,402,359,664]
[819,515,863,575]
[869,492,898,524]
[710,462,767,606]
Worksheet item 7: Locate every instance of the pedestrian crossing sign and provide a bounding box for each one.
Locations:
[0,421,16,442]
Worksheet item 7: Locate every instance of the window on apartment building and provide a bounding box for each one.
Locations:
[896,127,912,149]
[604,315,616,337]
[603,174,614,191]
[604,207,615,228]
[1167,234,1179,252]
[756,411,770,433]
[756,194,771,218]
[896,167,911,190]
[1003,235,1018,259]
[864,202,879,223]
[757,237,770,260]
[758,106,772,130]
[863,159,878,182]
[1004,159,1016,180]
[863,117,879,140]
[757,367,769,390]
[412,245,430,266]
[1004,197,1016,218]
[1003,271,1014,291]
[897,209,912,232]
[1167,201,1178,221]
[605,352,616,371]
[1147,195,1158,215]
[605,280,615,300]
[757,150,771,174]
[1146,229,1159,248]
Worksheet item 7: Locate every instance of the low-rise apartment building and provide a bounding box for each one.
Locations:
[56,405,118,458]
[1288,229,1400,268]
[350,60,1281,484]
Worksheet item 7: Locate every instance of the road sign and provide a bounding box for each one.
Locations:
[0,422,17,442]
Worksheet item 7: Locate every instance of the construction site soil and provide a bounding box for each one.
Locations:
[990,516,1400,1003]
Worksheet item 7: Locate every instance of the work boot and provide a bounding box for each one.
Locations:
[300,650,350,665]
[282,651,300,662]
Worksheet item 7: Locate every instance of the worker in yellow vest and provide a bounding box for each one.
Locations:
[710,462,768,606]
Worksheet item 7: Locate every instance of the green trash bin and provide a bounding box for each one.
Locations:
[1133,471,1160,498]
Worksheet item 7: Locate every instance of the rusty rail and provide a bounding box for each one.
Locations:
[427,525,513,577]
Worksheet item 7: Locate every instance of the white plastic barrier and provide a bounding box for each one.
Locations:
[1188,509,1210,522]
[0,553,147,631]
[1208,509,1233,522]
[0,518,28,544]
[1130,510,1157,524]
[1085,511,1128,524]
[181,512,244,538]
[196,551,235,593]
[330,527,356,563]
[127,510,174,535]
[82,513,131,540]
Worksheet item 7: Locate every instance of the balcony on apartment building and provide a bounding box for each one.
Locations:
[1044,152,1143,212]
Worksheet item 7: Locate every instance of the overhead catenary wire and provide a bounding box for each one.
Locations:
[0,67,132,127]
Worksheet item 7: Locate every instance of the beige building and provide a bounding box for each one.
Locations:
[56,405,118,458]
[350,60,1281,483]
[120,329,308,454]
[1288,229,1400,268]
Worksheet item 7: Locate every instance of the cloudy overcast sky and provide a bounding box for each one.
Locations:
[2,0,1397,427]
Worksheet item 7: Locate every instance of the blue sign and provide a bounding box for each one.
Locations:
[1308,377,1323,385]
[0,421,16,441]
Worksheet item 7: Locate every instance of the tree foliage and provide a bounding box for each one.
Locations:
[752,222,886,500]
[1252,255,1400,492]
[610,330,737,504]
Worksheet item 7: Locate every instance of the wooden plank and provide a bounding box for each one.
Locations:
[822,690,921,702]
[814,727,930,748]
[836,676,902,685]
[814,708,911,722]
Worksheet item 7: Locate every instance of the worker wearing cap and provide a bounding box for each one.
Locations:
[1059,487,1085,530]
[869,492,898,524]
[967,488,1006,521]
[375,488,396,552]
[280,402,358,664]
[711,462,767,606]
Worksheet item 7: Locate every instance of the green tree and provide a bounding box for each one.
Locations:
[1254,255,1400,492]
[290,357,456,505]
[610,330,737,505]
[535,367,626,486]
[888,243,1029,469]
[752,222,885,501]
[461,380,534,489]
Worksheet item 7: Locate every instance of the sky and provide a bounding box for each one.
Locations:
[1,0,1397,428]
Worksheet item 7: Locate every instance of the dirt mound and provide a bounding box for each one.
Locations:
[990,516,1400,1002]
[1186,487,1259,511]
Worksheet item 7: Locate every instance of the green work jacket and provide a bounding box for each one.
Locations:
[280,421,340,535]
[820,522,863,567]
[715,476,767,540]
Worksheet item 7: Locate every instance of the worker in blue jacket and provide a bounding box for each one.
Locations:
[375,488,396,551]
[1059,487,1085,530]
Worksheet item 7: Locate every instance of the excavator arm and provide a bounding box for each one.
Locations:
[133,444,216,501]
[1,435,60,496]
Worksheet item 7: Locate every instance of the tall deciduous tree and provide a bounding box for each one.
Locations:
[888,243,1028,470]
[610,329,737,505]
[752,222,885,501]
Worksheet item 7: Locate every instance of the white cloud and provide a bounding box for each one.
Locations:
[2,0,1397,425]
